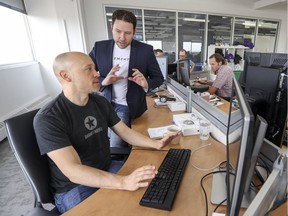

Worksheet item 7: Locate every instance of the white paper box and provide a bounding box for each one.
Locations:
[173,113,200,136]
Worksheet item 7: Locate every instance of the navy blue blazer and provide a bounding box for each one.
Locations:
[89,39,164,119]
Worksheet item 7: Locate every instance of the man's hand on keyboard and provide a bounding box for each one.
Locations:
[121,165,158,191]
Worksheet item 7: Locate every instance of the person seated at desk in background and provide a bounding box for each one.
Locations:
[198,53,233,100]
[154,48,164,57]
[233,53,242,71]
[33,52,177,214]
[89,9,164,150]
[175,48,195,73]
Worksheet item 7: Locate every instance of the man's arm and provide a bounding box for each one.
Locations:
[207,86,218,95]
[190,61,195,73]
[111,121,179,149]
[198,80,218,95]
[47,146,157,191]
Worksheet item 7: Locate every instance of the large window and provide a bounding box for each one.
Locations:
[144,10,176,63]
[178,12,206,64]
[255,20,279,53]
[104,6,280,63]
[0,5,33,65]
[207,15,233,46]
[234,17,257,46]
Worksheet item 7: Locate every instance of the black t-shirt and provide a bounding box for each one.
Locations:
[33,92,120,194]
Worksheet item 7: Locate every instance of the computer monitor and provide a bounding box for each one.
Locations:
[241,52,287,147]
[228,76,269,215]
[168,63,177,75]
[177,59,190,86]
[156,56,168,80]
[211,75,269,215]
[243,115,268,193]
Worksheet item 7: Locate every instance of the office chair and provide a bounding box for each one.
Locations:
[110,146,131,161]
[4,109,59,216]
[4,109,130,215]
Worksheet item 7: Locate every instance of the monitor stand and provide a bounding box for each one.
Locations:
[210,168,257,208]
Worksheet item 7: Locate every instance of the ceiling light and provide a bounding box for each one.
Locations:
[183,18,206,22]
[243,21,256,27]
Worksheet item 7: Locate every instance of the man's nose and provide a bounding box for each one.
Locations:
[119,32,125,40]
[94,71,100,77]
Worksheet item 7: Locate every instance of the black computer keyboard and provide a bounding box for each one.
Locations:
[139,148,191,211]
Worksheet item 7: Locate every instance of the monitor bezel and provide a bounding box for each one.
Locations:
[177,58,190,86]
[228,75,255,215]
[156,55,168,80]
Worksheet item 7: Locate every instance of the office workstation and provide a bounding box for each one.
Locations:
[0,1,287,216]
[61,75,287,215]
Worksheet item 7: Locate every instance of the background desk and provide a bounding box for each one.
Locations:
[62,97,286,216]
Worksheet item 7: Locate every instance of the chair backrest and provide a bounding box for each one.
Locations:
[4,109,54,207]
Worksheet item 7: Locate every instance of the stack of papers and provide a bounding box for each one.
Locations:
[209,97,224,106]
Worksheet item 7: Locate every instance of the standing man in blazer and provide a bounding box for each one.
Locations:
[89,9,164,150]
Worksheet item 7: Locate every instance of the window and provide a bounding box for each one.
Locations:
[104,6,280,63]
[234,17,257,46]
[144,10,176,63]
[146,40,162,50]
[0,6,33,65]
[255,20,279,53]
[178,12,206,64]
[207,15,233,46]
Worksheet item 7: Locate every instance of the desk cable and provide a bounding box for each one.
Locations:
[200,161,235,216]
[200,169,228,216]
[189,143,228,172]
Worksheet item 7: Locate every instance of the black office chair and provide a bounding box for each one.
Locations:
[4,109,130,215]
[4,109,59,216]
[110,146,131,161]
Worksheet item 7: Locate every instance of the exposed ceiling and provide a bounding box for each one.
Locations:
[251,0,287,10]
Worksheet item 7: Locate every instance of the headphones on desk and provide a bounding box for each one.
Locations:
[159,95,176,103]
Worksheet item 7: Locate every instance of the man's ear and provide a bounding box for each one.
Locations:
[59,70,71,82]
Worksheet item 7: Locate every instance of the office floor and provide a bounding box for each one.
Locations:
[0,138,34,216]
[0,138,53,216]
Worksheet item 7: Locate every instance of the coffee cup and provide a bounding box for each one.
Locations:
[164,125,182,144]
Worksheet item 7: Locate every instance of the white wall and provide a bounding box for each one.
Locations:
[0,0,85,122]
[25,0,85,98]
[82,0,287,53]
[0,62,46,120]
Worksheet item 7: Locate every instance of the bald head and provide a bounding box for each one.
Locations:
[53,52,88,79]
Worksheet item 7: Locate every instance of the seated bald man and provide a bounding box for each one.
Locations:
[33,52,178,213]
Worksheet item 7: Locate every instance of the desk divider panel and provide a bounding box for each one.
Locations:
[166,77,242,144]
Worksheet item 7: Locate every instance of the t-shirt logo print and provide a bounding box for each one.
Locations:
[84,116,97,131]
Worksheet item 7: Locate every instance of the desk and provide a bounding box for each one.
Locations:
[62,97,286,216]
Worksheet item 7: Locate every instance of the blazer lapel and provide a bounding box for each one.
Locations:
[108,40,115,70]
[129,40,136,77]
